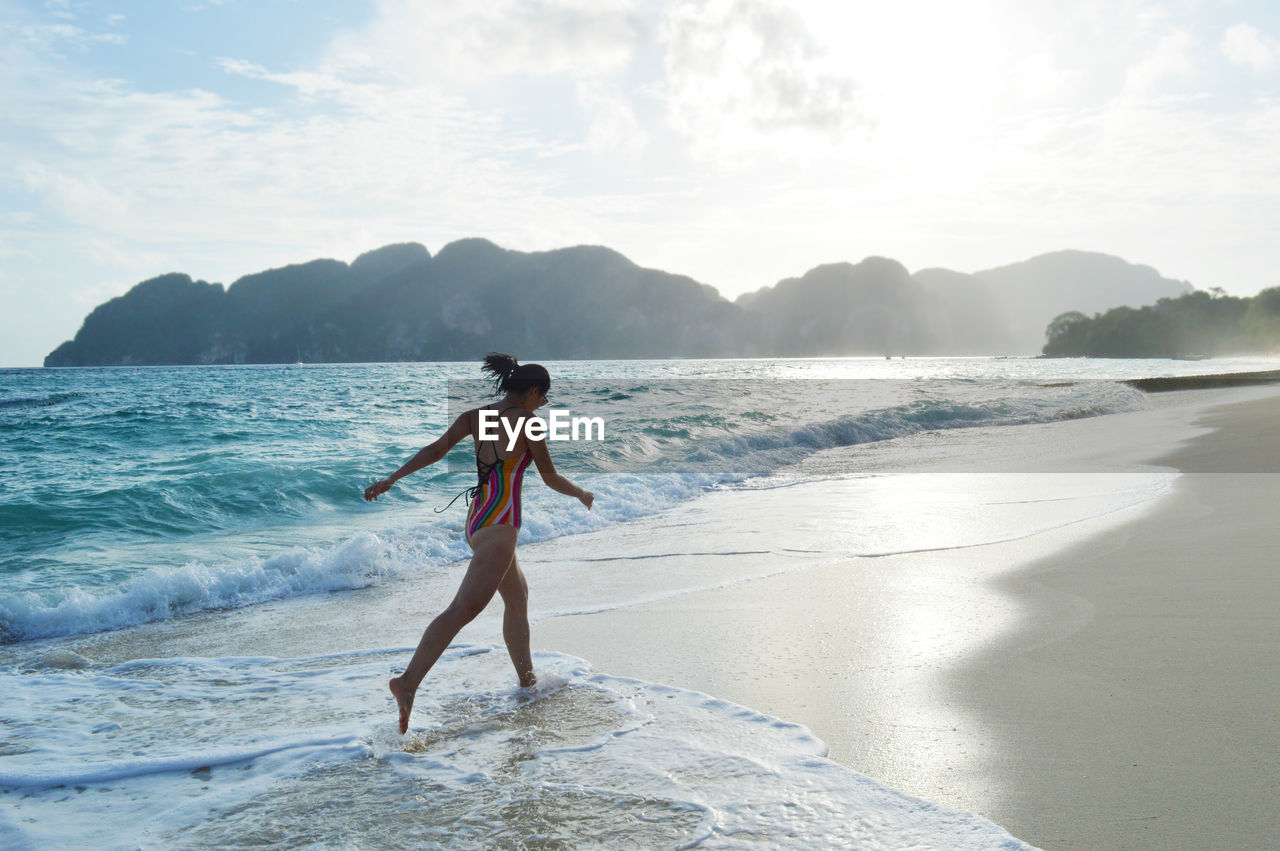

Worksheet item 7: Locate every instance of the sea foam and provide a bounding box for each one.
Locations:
[0,646,1033,849]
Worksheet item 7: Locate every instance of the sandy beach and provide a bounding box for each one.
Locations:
[536,385,1280,849]
[953,394,1280,848]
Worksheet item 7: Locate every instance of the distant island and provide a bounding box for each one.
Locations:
[1043,287,1280,357]
[45,239,1213,366]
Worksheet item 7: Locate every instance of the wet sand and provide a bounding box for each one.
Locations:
[536,386,1280,849]
[953,393,1280,848]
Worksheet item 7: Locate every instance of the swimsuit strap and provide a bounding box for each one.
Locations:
[474,405,527,482]
[433,486,474,514]
[434,405,528,514]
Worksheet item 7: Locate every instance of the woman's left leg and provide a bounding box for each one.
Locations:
[389,526,517,733]
[497,554,535,687]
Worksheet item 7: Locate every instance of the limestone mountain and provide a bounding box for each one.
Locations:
[45,240,748,365]
[44,241,1195,366]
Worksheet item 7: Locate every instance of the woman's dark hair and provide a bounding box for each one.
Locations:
[481,353,550,397]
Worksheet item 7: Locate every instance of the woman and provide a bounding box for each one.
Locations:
[364,353,594,734]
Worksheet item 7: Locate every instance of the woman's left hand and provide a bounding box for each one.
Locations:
[364,479,394,502]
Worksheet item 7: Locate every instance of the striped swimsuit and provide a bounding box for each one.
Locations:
[464,408,533,545]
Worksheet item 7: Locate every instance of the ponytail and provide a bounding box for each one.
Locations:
[480,352,550,397]
[481,352,518,393]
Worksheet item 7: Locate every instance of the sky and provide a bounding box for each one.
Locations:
[2,0,1280,366]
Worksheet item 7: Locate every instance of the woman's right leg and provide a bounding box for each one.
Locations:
[390,526,517,733]
[497,555,535,687]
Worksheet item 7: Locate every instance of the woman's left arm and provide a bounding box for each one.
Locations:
[526,430,593,510]
[364,412,471,502]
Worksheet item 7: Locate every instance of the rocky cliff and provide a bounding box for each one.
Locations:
[44,241,1193,365]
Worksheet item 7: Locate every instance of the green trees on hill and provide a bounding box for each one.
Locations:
[1043,287,1280,357]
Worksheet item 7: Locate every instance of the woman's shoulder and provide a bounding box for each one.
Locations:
[496,404,536,419]
[456,406,524,432]
[466,405,534,436]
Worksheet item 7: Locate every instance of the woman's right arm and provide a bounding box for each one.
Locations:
[364,412,471,502]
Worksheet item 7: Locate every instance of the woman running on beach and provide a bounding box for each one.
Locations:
[364,353,594,734]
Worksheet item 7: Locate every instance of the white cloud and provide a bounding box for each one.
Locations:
[1220,23,1279,72]
[18,161,132,226]
[1121,29,1197,101]
[1010,49,1077,103]
[215,0,655,163]
[17,22,126,50]
[658,0,863,159]
[218,58,376,102]
[44,0,74,21]
[324,0,644,85]
[577,81,648,155]
[7,76,536,246]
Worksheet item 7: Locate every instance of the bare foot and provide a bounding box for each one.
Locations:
[519,671,537,689]
[389,676,414,735]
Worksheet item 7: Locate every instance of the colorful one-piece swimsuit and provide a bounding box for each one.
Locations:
[464,408,533,545]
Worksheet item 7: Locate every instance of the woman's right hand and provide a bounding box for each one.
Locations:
[578,489,594,510]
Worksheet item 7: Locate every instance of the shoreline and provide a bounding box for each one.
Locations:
[534,384,1280,849]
